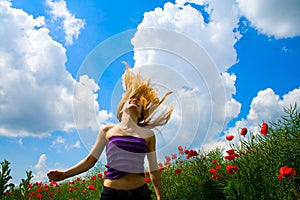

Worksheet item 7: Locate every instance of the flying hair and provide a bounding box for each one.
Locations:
[116,62,174,128]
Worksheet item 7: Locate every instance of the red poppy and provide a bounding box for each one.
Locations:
[212,159,218,164]
[208,168,217,174]
[224,155,236,161]
[186,150,199,159]
[88,185,96,190]
[82,190,87,195]
[226,135,234,141]
[226,149,235,155]
[260,122,268,136]
[68,188,74,192]
[158,162,163,168]
[68,181,74,185]
[91,175,96,180]
[214,165,221,170]
[98,173,103,179]
[172,153,177,159]
[278,166,296,180]
[174,168,182,174]
[178,146,184,154]
[164,160,170,166]
[240,128,247,136]
[211,174,218,179]
[165,155,171,161]
[36,194,43,199]
[226,165,238,174]
[144,177,151,183]
[50,181,58,187]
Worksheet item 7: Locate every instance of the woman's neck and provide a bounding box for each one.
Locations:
[119,113,139,129]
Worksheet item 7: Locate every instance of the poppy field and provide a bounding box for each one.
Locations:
[1,106,299,199]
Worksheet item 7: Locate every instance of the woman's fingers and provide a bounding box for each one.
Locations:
[47,170,63,181]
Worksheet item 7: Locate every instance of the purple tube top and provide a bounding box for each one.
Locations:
[105,135,147,179]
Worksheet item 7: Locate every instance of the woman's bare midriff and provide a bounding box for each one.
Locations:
[104,173,146,190]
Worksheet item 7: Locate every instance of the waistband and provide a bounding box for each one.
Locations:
[102,184,152,198]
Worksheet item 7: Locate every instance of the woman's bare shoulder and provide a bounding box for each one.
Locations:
[101,124,116,133]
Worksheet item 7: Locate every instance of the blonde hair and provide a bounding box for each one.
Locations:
[117,62,174,128]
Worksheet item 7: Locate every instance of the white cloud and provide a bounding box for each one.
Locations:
[69,140,81,149]
[132,1,241,160]
[32,154,49,182]
[237,0,300,38]
[45,0,85,45]
[0,1,110,138]
[51,136,66,146]
[73,75,114,131]
[226,87,300,137]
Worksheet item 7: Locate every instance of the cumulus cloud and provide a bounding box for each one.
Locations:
[45,0,85,45]
[226,87,300,139]
[73,75,114,131]
[32,154,49,182]
[132,0,241,159]
[237,0,300,38]
[0,1,110,138]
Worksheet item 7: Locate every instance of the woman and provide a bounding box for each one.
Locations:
[47,62,173,200]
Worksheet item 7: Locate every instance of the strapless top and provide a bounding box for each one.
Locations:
[105,135,147,179]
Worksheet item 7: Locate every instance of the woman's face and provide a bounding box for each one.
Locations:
[122,98,143,116]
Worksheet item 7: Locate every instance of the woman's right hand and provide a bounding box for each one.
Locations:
[47,170,66,181]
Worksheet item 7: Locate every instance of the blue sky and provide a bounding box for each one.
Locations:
[0,0,299,184]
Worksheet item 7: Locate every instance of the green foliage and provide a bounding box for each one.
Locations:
[223,105,300,200]
[0,160,14,198]
[1,105,299,199]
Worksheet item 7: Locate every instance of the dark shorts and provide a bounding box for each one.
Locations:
[100,184,152,200]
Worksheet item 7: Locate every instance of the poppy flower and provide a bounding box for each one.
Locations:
[224,155,236,161]
[278,166,296,180]
[88,185,96,190]
[49,192,54,197]
[214,165,221,170]
[144,177,151,183]
[224,149,238,160]
[186,150,199,159]
[178,146,184,154]
[260,122,268,136]
[174,168,182,174]
[226,149,235,155]
[211,174,218,179]
[172,153,177,159]
[184,149,189,154]
[240,128,247,136]
[98,173,103,178]
[212,159,218,164]
[208,168,217,174]
[226,135,234,141]
[158,162,163,168]
[164,160,170,166]
[165,156,171,162]
[226,165,238,174]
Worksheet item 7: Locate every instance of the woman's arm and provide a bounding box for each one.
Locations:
[47,126,108,181]
[147,134,163,200]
